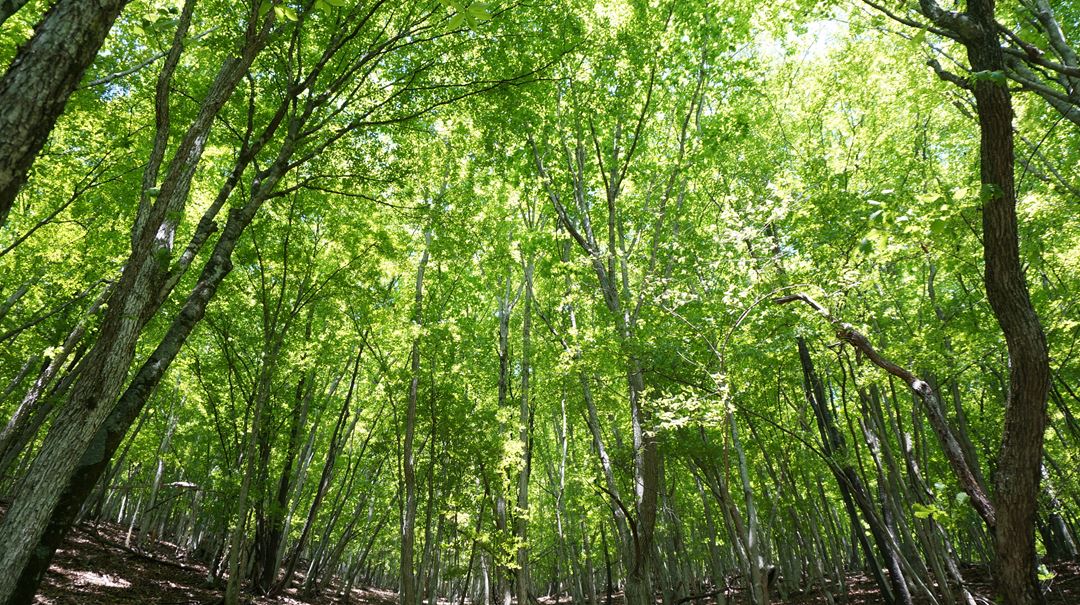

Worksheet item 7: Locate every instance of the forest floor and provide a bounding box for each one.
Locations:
[28,517,1080,605]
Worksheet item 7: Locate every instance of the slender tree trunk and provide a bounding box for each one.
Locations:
[278,346,363,593]
[493,270,522,605]
[254,365,314,593]
[796,338,908,605]
[459,486,488,605]
[625,360,658,605]
[138,405,178,547]
[226,345,281,603]
[401,232,431,605]
[0,282,111,479]
[515,259,534,605]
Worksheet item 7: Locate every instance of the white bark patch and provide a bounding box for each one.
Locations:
[69,570,131,589]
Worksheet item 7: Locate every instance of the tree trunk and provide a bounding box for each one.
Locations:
[964,2,1052,602]
[0,283,111,479]
[493,272,515,605]
[278,346,363,593]
[401,232,430,605]
[515,259,534,605]
[908,1,1053,600]
[796,338,909,605]
[0,175,276,604]
[254,366,315,593]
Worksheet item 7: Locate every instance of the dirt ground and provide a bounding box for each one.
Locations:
[26,517,1080,605]
[33,517,396,605]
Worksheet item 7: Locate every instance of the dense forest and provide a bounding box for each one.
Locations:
[0,1,1078,605]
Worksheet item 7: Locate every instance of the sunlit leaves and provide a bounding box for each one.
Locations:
[437,0,493,30]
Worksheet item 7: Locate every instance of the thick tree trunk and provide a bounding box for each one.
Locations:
[909,1,1053,601]
[964,2,1051,603]
[0,0,131,226]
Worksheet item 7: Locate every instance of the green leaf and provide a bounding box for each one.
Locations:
[912,502,947,520]
[1037,564,1056,582]
[467,1,492,20]
[980,182,1004,202]
[448,11,465,29]
[275,5,299,21]
[970,70,1008,87]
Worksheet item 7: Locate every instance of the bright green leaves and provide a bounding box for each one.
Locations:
[438,0,493,30]
[314,0,346,16]
[1038,564,1057,582]
[274,5,299,21]
[912,502,948,521]
[979,182,1004,202]
[256,1,325,22]
[132,5,181,38]
[970,69,1008,87]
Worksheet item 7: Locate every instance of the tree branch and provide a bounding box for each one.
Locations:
[775,293,997,528]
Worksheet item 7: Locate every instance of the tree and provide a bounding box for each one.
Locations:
[857,0,1054,602]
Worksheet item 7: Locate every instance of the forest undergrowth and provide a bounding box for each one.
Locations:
[27,507,1080,605]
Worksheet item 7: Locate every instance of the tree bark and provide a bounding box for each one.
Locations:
[777,294,995,527]
[0,177,274,604]
[901,2,1054,598]
[796,338,907,605]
